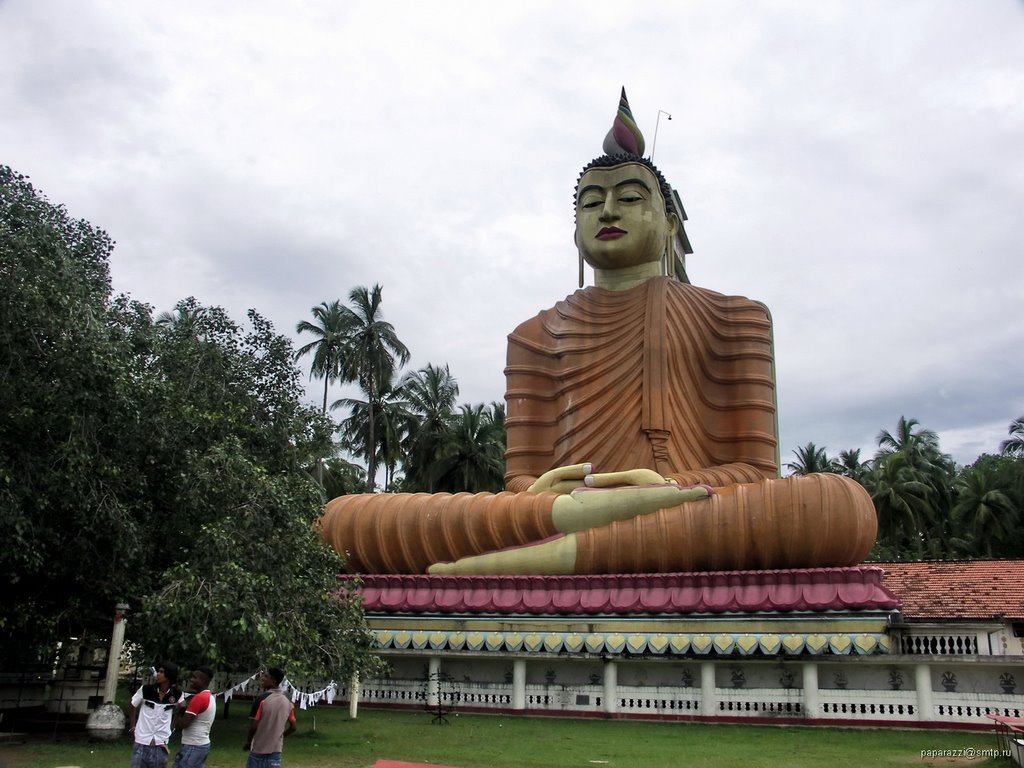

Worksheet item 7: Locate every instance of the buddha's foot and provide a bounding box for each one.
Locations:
[428,533,579,576]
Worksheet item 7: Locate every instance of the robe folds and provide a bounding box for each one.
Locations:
[504,278,779,491]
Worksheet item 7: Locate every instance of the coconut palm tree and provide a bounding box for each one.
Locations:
[400,363,459,492]
[433,403,506,493]
[334,378,410,493]
[867,452,932,555]
[295,300,351,415]
[874,415,955,539]
[952,463,1017,557]
[1001,416,1024,457]
[338,285,410,492]
[785,442,835,475]
[836,449,870,484]
[156,301,204,333]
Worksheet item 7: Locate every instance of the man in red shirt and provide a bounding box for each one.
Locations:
[172,666,216,768]
[243,668,296,768]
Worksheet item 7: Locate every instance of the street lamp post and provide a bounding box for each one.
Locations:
[650,109,673,162]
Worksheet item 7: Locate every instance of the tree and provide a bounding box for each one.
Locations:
[296,300,352,484]
[338,285,410,492]
[432,403,506,493]
[0,166,376,679]
[1001,416,1024,457]
[871,415,955,553]
[1,166,138,665]
[135,437,376,678]
[785,442,835,475]
[951,463,1017,558]
[334,377,411,493]
[321,454,366,499]
[836,449,871,484]
[401,364,459,492]
[296,300,351,416]
[867,452,932,556]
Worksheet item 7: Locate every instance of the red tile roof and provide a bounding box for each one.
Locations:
[880,560,1024,621]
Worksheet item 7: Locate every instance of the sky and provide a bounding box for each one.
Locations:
[2,0,1022,469]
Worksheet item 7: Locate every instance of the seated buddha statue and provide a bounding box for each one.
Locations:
[318,89,877,576]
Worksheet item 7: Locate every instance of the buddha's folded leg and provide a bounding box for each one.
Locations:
[317,491,560,574]
[574,473,877,573]
[427,484,713,575]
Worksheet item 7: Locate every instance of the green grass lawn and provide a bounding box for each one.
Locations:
[0,706,1011,768]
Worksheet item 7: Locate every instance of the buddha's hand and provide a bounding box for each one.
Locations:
[528,464,672,494]
[551,482,713,534]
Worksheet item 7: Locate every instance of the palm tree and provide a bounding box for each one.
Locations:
[338,285,410,492]
[156,300,204,333]
[375,384,412,492]
[334,380,410,493]
[1001,416,1024,457]
[295,300,351,415]
[952,463,1018,557]
[867,452,932,555]
[874,415,955,543]
[433,403,506,493]
[836,449,870,484]
[877,416,936,457]
[484,400,506,447]
[784,442,835,475]
[400,364,459,492]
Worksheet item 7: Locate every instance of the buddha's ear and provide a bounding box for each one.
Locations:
[575,231,585,288]
[666,211,680,238]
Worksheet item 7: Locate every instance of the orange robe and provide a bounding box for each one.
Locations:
[505,278,778,490]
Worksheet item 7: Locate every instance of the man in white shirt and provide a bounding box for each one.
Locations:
[128,662,184,768]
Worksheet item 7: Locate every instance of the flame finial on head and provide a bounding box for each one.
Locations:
[602,87,645,157]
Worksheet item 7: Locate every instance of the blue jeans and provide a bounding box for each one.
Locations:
[246,753,282,768]
[130,742,169,768]
[172,743,210,768]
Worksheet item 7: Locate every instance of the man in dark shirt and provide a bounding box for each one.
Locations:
[243,667,296,768]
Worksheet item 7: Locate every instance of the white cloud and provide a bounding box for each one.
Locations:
[2,0,1022,470]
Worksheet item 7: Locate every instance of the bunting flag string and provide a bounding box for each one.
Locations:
[157,668,340,710]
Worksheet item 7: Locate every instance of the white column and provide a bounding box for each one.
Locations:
[102,604,129,703]
[512,659,526,710]
[348,672,360,719]
[915,663,933,722]
[427,656,441,707]
[700,661,716,717]
[603,661,618,714]
[803,662,819,719]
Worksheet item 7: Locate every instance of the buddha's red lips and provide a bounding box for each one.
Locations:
[596,227,626,240]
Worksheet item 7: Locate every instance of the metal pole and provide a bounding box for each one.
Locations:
[650,110,673,162]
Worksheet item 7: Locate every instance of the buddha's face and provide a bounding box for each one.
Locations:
[575,162,676,271]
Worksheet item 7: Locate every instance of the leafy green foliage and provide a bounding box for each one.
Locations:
[1,166,140,663]
[337,285,410,491]
[785,442,836,475]
[1,166,375,679]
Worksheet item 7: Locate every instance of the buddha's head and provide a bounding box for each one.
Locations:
[573,89,679,287]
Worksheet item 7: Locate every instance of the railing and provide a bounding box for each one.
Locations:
[353,675,1024,727]
[900,633,981,655]
[819,689,918,721]
[930,691,1024,723]
[717,686,802,717]
[617,685,698,715]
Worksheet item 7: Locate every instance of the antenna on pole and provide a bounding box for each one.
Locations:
[650,110,673,162]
